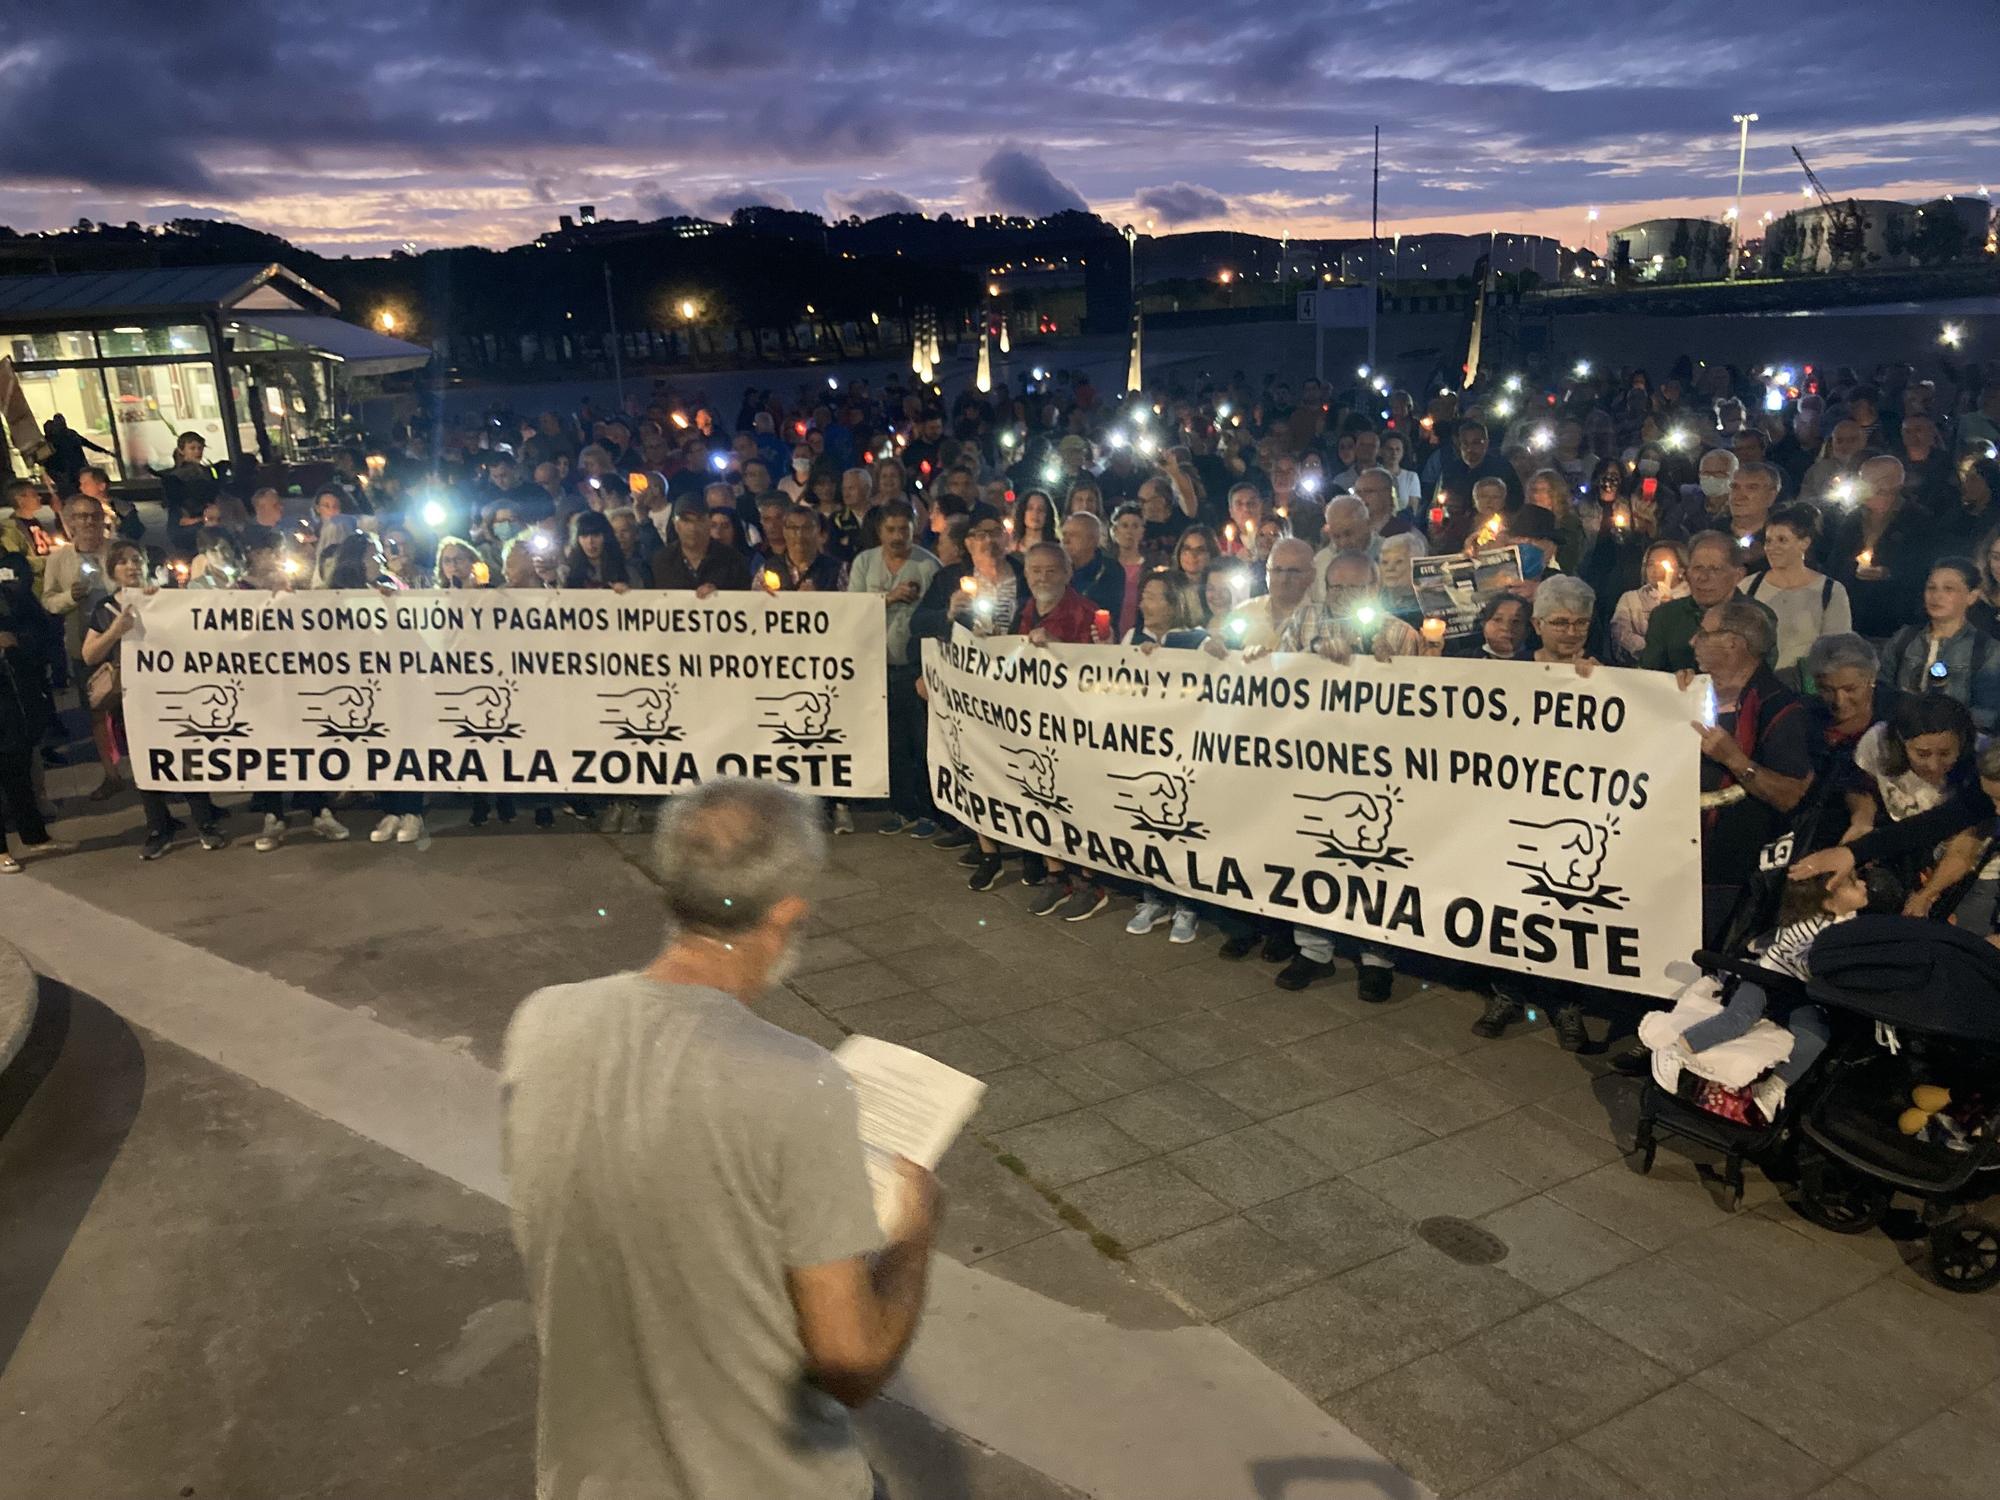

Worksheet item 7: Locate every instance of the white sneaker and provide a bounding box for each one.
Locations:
[254,813,285,853]
[832,803,854,835]
[1125,897,1171,935]
[1169,904,1200,944]
[394,813,426,845]
[370,814,399,843]
[312,809,349,841]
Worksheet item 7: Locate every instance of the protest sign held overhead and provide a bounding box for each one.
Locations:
[923,632,1703,997]
[124,590,887,797]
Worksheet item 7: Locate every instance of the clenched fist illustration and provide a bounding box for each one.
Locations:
[599,685,675,732]
[438,683,512,731]
[1507,818,1610,895]
[300,683,376,731]
[164,682,240,731]
[1110,769,1191,829]
[1297,790,1393,856]
[759,690,833,738]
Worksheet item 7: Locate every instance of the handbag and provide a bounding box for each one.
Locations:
[87,657,121,710]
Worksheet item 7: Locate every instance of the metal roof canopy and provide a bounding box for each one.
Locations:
[0,262,337,321]
[229,311,431,375]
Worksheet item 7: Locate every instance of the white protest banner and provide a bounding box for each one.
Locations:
[923,634,1704,996]
[124,589,886,797]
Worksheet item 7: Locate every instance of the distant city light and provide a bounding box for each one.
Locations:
[376,310,397,332]
[1941,323,1966,349]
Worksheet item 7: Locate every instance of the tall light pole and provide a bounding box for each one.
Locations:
[1122,223,1141,394]
[1730,112,1759,281]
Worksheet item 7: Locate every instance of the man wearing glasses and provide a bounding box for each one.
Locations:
[1639,530,1776,673]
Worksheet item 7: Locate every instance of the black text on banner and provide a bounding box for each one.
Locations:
[124,590,888,797]
[922,632,1703,997]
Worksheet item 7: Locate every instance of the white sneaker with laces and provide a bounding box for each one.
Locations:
[369,814,399,843]
[312,809,349,841]
[1125,897,1170,935]
[254,814,285,853]
[1169,904,1200,944]
[395,813,426,845]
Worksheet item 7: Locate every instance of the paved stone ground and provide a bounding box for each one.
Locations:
[6,778,2000,1497]
[807,822,2000,1500]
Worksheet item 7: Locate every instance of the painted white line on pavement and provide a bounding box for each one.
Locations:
[1,883,1424,1500]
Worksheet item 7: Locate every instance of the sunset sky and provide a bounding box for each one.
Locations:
[1,0,1992,257]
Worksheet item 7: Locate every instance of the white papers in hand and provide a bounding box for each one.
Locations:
[833,1035,986,1235]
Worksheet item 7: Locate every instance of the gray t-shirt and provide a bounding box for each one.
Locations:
[502,972,883,1500]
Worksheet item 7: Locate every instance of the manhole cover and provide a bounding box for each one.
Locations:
[1417,1215,1508,1266]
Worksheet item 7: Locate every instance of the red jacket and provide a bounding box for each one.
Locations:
[1021,587,1099,643]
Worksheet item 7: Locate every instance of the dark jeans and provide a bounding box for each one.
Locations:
[379,792,424,815]
[887,663,930,819]
[140,788,217,837]
[0,748,49,844]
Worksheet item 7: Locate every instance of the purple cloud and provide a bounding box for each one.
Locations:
[970,148,1088,218]
[1135,182,1229,226]
[826,187,924,221]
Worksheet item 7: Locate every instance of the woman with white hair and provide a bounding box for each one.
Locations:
[1530,574,1598,666]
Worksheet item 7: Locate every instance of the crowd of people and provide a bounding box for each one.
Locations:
[7,344,2000,1059]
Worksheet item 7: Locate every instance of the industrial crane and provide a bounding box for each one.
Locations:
[1790,146,1868,270]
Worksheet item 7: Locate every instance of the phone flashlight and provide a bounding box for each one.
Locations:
[1701,679,1717,729]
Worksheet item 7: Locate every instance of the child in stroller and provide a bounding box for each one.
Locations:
[1640,862,1905,1123]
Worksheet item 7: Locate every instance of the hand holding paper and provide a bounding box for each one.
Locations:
[833,1036,985,1238]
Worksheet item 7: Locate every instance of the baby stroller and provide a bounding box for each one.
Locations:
[1631,948,1811,1213]
[1783,915,2000,1294]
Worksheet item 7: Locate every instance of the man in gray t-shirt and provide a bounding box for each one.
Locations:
[503,780,941,1500]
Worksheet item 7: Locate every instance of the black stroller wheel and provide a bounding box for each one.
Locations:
[1796,1155,1890,1235]
[1930,1220,2000,1295]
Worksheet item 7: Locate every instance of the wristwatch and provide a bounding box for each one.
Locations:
[1738,760,1760,781]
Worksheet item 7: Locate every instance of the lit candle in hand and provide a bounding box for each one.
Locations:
[762,569,781,591]
[1421,617,1447,646]
[1857,548,1874,569]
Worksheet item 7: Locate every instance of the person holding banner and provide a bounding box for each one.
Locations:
[651,495,752,594]
[81,541,227,861]
[849,501,939,837]
[983,543,1110,922]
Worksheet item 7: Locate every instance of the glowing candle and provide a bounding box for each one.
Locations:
[1421,617,1447,645]
[1613,506,1631,530]
[1857,548,1874,569]
[959,575,978,595]
[762,569,781,591]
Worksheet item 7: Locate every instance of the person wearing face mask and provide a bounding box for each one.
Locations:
[777,442,815,502]
[1664,449,1739,542]
[1739,502,1849,682]
[481,503,526,574]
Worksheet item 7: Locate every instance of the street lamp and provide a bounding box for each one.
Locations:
[678,298,699,321]
[376,309,397,333]
[1730,112,1758,281]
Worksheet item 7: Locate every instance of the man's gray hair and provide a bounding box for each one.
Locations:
[1699,448,1739,475]
[1532,574,1597,619]
[1739,460,1783,491]
[1711,598,1776,660]
[1471,475,1508,496]
[1325,547,1380,584]
[651,779,827,937]
[1064,509,1104,540]
[703,481,735,506]
[1686,529,1738,566]
[1804,631,1878,680]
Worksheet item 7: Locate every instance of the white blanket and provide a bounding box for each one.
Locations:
[1639,974,1798,1091]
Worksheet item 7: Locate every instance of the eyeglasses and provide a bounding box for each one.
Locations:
[1538,615,1592,630]
[1690,627,1747,645]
